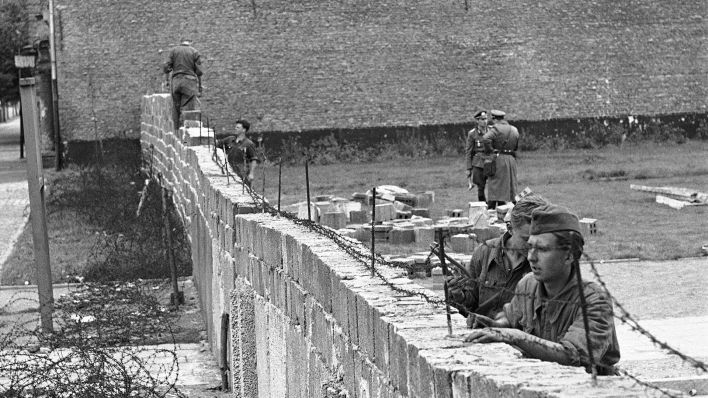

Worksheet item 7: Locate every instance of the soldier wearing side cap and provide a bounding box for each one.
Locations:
[482,110,519,209]
[465,110,490,202]
[463,204,620,375]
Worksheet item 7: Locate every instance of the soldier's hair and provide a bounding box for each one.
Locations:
[552,230,585,265]
[236,119,250,132]
[510,193,549,226]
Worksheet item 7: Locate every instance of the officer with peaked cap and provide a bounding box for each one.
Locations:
[464,204,620,375]
[482,110,519,209]
[465,110,490,201]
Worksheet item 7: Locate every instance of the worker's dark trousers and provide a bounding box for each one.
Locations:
[171,75,199,129]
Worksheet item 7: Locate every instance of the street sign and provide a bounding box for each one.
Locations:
[14,55,36,68]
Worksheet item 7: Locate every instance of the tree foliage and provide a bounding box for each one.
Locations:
[0,0,31,103]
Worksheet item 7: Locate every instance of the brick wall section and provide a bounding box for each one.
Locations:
[60,0,705,141]
[141,93,667,397]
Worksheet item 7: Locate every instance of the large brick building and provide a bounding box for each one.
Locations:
[47,0,707,142]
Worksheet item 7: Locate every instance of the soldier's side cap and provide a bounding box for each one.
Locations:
[490,109,506,117]
[474,110,487,119]
[530,204,582,235]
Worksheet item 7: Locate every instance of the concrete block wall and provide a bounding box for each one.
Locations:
[57,0,705,142]
[141,93,664,397]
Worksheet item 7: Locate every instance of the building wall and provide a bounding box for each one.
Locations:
[140,93,663,397]
[59,0,706,141]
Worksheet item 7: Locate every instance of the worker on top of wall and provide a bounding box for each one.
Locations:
[464,204,620,375]
[215,119,260,187]
[482,110,519,209]
[465,110,490,202]
[163,38,203,129]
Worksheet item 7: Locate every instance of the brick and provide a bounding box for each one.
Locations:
[349,209,369,224]
[320,211,347,229]
[414,226,435,244]
[287,279,307,327]
[389,228,415,244]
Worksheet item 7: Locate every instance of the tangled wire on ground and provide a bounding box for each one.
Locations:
[0,281,186,398]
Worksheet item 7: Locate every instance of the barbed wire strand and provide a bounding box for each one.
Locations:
[587,258,707,373]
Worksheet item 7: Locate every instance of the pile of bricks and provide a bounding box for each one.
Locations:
[288,191,506,255]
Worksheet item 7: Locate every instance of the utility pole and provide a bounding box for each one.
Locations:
[19,78,53,333]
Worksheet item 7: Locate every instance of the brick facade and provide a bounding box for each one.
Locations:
[141,94,666,397]
[58,0,705,141]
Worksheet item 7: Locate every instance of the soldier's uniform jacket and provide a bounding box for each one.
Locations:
[503,272,621,375]
[448,232,530,318]
[465,127,490,169]
[482,120,519,155]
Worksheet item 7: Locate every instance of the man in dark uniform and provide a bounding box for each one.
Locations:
[215,120,261,187]
[464,204,620,375]
[447,193,548,318]
[482,109,519,209]
[163,38,203,129]
[465,110,490,202]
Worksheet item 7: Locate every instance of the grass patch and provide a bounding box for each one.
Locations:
[258,140,708,261]
[1,165,192,285]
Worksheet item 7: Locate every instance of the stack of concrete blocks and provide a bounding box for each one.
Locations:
[349,209,369,224]
[320,212,347,230]
[389,220,416,244]
[374,223,393,241]
[374,202,396,222]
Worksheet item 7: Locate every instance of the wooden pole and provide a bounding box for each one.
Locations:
[160,180,182,307]
[277,159,282,213]
[305,159,311,221]
[435,229,453,336]
[19,77,53,332]
[370,187,376,277]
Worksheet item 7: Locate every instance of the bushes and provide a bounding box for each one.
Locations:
[272,114,703,164]
[48,165,192,282]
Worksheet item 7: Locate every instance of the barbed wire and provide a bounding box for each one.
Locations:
[0,281,187,397]
[587,259,707,373]
[614,366,684,398]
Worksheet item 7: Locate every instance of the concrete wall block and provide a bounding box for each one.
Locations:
[287,279,307,327]
[310,301,335,370]
[355,293,376,363]
[414,227,435,244]
[267,303,288,398]
[333,327,358,398]
[264,227,283,269]
[330,276,350,340]
[254,297,271,398]
[300,247,319,301]
[389,228,415,244]
[271,267,288,313]
[314,254,333,313]
[286,324,309,398]
[388,331,409,396]
[230,279,258,398]
[371,308,391,380]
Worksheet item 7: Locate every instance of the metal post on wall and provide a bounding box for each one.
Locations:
[19,77,53,333]
[48,0,62,170]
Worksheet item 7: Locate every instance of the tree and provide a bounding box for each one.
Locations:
[0,0,31,103]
